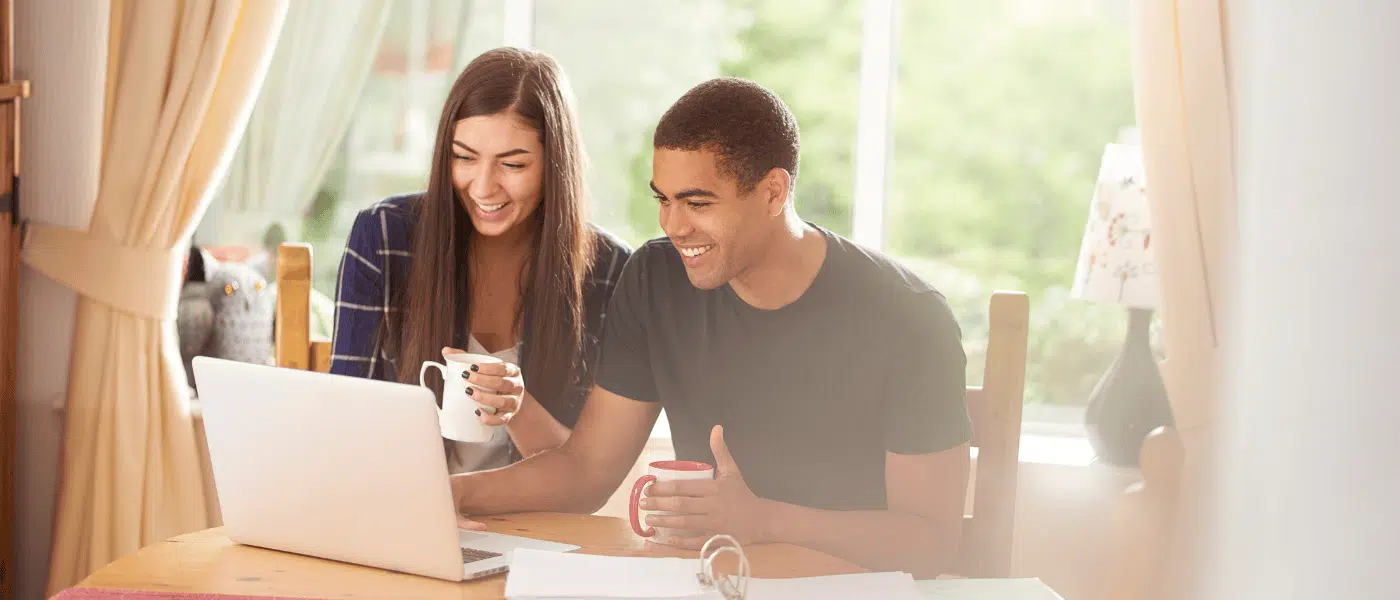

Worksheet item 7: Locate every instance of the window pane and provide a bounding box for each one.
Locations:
[533,0,862,247]
[889,0,1139,407]
[312,0,508,295]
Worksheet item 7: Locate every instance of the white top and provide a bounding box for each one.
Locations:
[444,334,517,474]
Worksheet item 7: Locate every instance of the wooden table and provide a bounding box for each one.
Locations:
[75,513,865,599]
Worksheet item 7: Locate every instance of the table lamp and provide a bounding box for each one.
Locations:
[1071,143,1174,467]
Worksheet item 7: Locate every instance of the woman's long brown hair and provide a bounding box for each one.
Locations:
[385,48,594,418]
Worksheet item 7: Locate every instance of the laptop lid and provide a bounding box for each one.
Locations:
[193,356,465,581]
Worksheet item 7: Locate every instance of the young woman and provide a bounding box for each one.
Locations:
[330,48,630,475]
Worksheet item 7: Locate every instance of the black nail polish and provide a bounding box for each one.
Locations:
[465,387,474,396]
[475,409,481,416]
[470,364,479,372]
[460,371,470,379]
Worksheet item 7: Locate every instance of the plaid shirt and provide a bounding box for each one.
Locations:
[330,193,632,426]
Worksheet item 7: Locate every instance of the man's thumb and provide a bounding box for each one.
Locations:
[710,425,739,474]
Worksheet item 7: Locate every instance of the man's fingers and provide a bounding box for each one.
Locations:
[457,515,488,531]
[645,513,711,532]
[640,494,706,514]
[647,479,717,498]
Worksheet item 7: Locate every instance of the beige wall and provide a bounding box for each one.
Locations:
[13,2,106,599]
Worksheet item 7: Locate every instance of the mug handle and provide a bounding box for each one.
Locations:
[419,360,446,389]
[629,474,657,537]
[420,361,448,416]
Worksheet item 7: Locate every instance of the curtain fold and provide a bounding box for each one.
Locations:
[1129,0,1236,597]
[22,1,289,593]
[210,0,394,244]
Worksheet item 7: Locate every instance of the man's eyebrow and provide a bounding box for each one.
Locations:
[675,188,717,200]
[650,182,717,201]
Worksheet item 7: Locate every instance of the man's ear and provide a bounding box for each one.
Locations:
[761,167,793,217]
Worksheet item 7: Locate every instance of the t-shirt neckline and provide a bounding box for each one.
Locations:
[722,223,837,314]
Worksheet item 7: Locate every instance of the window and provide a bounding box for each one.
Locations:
[199,0,1141,413]
[197,0,509,297]
[886,0,1139,410]
[318,0,509,295]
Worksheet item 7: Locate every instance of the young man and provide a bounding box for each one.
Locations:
[451,78,972,577]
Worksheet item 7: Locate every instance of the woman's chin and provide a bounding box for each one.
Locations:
[469,207,519,236]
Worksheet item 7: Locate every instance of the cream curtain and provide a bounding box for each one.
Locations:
[1129,0,1236,597]
[212,0,394,244]
[20,0,288,592]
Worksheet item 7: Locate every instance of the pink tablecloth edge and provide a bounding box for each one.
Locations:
[52,587,335,600]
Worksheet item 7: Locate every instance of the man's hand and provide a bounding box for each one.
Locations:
[641,425,774,548]
[457,514,487,531]
[450,475,489,531]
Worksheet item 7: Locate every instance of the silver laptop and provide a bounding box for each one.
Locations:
[192,356,577,582]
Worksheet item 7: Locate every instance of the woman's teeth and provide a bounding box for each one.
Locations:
[478,202,506,213]
[680,245,713,258]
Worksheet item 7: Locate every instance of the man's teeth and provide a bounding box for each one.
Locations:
[478,202,506,213]
[680,245,713,258]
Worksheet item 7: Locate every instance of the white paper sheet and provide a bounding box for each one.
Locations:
[504,548,928,600]
[915,578,1065,600]
[504,548,706,599]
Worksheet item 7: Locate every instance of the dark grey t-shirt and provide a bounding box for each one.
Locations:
[596,228,973,511]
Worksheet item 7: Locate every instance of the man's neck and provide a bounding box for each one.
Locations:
[729,211,828,310]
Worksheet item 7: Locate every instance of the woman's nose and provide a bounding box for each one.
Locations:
[468,165,498,199]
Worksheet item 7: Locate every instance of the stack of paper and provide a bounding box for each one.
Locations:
[916,578,1065,599]
[503,548,925,600]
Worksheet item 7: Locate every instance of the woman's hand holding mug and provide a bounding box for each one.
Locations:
[449,348,526,426]
[419,348,523,442]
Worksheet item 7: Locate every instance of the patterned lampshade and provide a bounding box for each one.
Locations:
[1072,143,1160,309]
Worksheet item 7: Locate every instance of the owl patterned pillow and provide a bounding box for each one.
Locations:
[177,254,277,392]
[205,261,276,366]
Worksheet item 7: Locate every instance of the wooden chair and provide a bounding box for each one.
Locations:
[1095,426,1183,600]
[955,290,1030,579]
[274,242,332,373]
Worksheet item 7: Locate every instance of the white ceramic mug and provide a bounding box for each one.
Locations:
[629,460,715,543]
[419,352,504,443]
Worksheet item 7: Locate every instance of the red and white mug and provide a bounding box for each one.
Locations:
[628,460,715,542]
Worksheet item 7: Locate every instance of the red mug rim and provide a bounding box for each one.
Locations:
[649,460,712,472]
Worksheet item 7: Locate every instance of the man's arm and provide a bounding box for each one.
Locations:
[452,384,661,516]
[646,427,969,579]
[758,446,970,578]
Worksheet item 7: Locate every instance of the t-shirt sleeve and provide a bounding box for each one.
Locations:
[593,246,660,403]
[884,291,974,455]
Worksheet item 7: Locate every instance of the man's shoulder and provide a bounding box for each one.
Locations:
[608,237,692,302]
[823,231,958,328]
[629,236,685,274]
[826,231,939,297]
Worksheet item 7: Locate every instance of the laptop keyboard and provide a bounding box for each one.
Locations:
[461,547,503,564]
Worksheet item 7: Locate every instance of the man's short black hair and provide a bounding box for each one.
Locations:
[653,77,800,191]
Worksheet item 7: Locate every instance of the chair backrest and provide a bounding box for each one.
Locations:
[956,290,1029,578]
[275,243,331,372]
